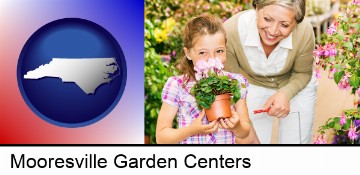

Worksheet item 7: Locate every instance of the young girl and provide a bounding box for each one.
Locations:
[156,15,258,144]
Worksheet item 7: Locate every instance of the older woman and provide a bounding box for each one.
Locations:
[224,0,316,144]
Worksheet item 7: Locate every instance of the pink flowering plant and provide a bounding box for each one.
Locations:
[313,1,360,94]
[190,58,241,110]
[313,1,360,144]
[315,109,360,144]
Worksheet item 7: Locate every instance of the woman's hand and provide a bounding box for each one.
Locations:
[263,91,290,118]
[219,109,240,131]
[189,110,219,135]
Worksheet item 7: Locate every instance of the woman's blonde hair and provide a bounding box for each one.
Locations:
[252,0,305,23]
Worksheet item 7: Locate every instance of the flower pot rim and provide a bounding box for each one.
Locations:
[214,93,231,100]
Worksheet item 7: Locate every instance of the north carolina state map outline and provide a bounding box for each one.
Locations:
[23,57,120,94]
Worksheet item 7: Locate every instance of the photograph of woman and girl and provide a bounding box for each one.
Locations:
[155,0,317,144]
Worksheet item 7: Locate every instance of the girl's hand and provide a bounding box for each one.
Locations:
[189,110,219,135]
[219,109,240,131]
[262,91,290,118]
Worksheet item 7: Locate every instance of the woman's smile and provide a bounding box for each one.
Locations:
[264,30,278,42]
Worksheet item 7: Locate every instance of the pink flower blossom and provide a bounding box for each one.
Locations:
[326,25,337,36]
[326,22,339,35]
[195,73,202,81]
[349,28,355,34]
[194,60,209,80]
[340,113,346,126]
[313,45,324,57]
[323,43,337,57]
[313,43,336,58]
[338,72,351,90]
[165,7,170,13]
[314,134,327,144]
[161,54,171,62]
[213,57,224,71]
[357,88,360,96]
[194,58,224,80]
[207,58,217,70]
[348,123,359,141]
[203,5,210,10]
[219,2,226,9]
[353,0,360,5]
[194,60,208,72]
[332,21,339,27]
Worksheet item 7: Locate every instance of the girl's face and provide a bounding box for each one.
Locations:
[256,4,296,47]
[184,32,226,66]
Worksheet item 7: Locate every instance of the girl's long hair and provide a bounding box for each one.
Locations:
[177,14,226,87]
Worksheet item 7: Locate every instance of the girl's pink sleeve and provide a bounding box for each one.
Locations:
[161,76,180,107]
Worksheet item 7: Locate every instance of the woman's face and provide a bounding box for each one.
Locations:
[256,4,296,47]
[184,32,226,65]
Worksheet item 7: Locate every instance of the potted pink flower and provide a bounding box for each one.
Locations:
[190,58,242,121]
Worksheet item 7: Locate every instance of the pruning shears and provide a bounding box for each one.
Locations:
[253,107,270,114]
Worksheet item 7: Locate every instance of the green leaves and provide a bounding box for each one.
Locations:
[333,64,344,71]
[344,42,353,50]
[343,122,350,130]
[334,123,342,131]
[144,45,178,144]
[334,71,344,84]
[191,75,242,110]
[351,23,360,30]
[328,121,335,128]
[349,74,359,89]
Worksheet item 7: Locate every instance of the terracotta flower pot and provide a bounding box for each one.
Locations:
[144,135,150,144]
[204,94,232,122]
